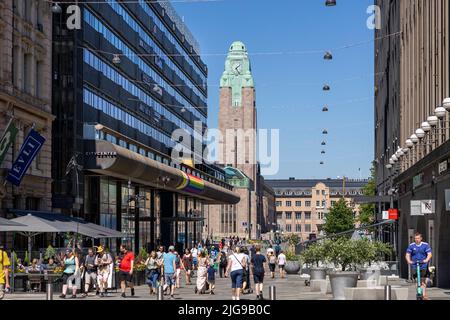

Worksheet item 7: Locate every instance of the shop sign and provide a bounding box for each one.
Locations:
[410,200,423,216]
[85,151,117,158]
[388,208,398,220]
[439,160,448,175]
[382,210,389,220]
[413,173,423,189]
[421,200,435,214]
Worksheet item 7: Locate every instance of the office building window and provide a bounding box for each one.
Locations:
[305,224,311,233]
[286,201,292,207]
[286,224,292,232]
[295,212,301,220]
[276,201,282,207]
[295,224,301,233]
[277,212,283,219]
[305,201,311,207]
[295,201,301,207]
[316,201,320,207]
[316,190,320,195]
[305,212,311,220]
[285,212,292,220]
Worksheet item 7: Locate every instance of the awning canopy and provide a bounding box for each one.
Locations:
[0,217,26,227]
[0,210,125,239]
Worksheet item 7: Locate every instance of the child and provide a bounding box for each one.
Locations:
[207,264,216,295]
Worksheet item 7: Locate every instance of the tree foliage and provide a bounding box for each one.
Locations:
[323,198,355,235]
[358,163,376,226]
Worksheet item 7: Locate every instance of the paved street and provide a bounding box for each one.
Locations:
[3,272,450,301]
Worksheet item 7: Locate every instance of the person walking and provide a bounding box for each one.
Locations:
[95,246,112,297]
[182,248,193,285]
[218,250,228,278]
[405,232,432,300]
[60,248,80,299]
[191,246,199,270]
[118,244,135,298]
[207,263,216,295]
[251,245,266,300]
[241,246,251,294]
[145,251,161,295]
[225,246,247,301]
[277,250,286,278]
[162,245,177,299]
[195,249,209,294]
[82,248,97,297]
[268,249,276,278]
[174,251,182,289]
[0,246,10,300]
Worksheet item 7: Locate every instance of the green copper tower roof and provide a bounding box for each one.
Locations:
[220,41,254,107]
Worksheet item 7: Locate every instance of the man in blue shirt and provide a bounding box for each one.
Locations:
[163,246,177,299]
[405,232,432,300]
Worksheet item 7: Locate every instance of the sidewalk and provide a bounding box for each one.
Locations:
[3,272,450,300]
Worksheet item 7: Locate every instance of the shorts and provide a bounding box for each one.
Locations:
[269,263,276,272]
[412,268,429,284]
[97,270,110,284]
[63,272,81,289]
[279,264,285,270]
[119,271,133,283]
[85,271,97,285]
[165,273,175,286]
[230,269,244,289]
[253,272,264,284]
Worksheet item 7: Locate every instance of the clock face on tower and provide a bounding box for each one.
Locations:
[232,61,242,75]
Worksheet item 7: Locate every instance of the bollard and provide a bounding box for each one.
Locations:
[269,285,276,300]
[46,283,53,300]
[384,285,391,300]
[157,286,164,300]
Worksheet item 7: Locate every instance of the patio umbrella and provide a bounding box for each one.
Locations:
[0,217,26,227]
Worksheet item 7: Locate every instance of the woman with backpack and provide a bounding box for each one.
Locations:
[218,250,228,278]
[268,250,277,279]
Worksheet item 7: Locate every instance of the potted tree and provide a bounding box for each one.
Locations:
[300,242,327,280]
[325,238,360,300]
[284,250,301,274]
[357,240,392,281]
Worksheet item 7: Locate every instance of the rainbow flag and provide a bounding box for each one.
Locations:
[177,172,205,194]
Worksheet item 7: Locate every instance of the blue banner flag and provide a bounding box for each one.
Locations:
[6,129,46,186]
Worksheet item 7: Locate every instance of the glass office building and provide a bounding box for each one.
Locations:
[52,0,239,253]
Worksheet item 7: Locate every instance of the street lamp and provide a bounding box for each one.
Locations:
[406,139,414,148]
[415,128,426,139]
[427,116,439,127]
[325,0,337,6]
[443,98,450,111]
[410,134,419,144]
[421,122,431,132]
[435,106,446,119]
[112,54,121,64]
[324,51,333,60]
[51,2,62,14]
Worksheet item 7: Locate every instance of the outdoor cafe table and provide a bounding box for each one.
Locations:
[12,272,62,293]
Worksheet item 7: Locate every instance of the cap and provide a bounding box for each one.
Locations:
[168,245,175,251]
[96,245,104,253]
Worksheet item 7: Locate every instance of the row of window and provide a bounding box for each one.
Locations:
[83,48,197,136]
[276,190,363,196]
[276,200,337,207]
[277,212,312,220]
[137,0,207,82]
[84,87,175,148]
[284,224,312,233]
[107,0,207,100]
[84,9,207,125]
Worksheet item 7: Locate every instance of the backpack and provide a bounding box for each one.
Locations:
[269,254,276,264]
[220,253,227,266]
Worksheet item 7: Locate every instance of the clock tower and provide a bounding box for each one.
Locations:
[218,41,257,184]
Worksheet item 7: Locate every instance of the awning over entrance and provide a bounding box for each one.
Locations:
[1,210,125,239]
[84,139,240,205]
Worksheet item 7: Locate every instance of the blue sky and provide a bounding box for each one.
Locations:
[173,0,375,180]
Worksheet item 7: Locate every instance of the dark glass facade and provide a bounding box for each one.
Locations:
[52,1,221,253]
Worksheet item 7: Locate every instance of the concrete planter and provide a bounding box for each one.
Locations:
[329,271,359,300]
[285,261,301,274]
[359,268,381,282]
[310,267,327,280]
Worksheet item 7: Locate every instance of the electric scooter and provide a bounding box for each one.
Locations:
[416,261,423,300]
